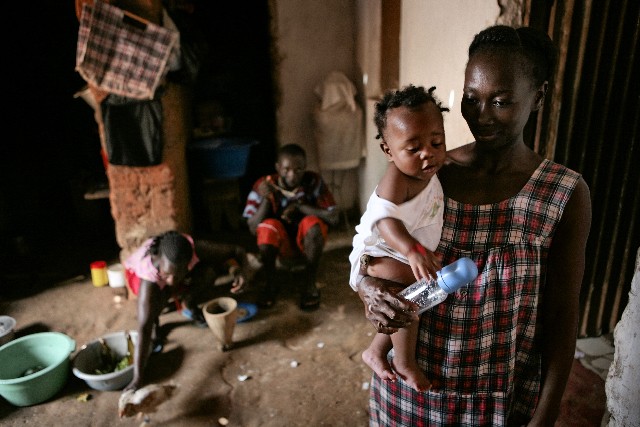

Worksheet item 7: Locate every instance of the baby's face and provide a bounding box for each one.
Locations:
[157,254,189,286]
[382,102,446,181]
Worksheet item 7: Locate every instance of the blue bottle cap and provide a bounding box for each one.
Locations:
[437,257,478,293]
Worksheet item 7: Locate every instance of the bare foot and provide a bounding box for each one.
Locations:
[391,358,431,392]
[362,347,396,382]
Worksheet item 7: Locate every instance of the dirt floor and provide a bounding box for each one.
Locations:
[0,233,376,427]
[0,230,606,427]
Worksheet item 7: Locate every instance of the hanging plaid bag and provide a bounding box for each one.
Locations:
[76,0,178,100]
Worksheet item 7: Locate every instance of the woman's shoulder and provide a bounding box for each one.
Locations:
[439,144,473,186]
[444,143,474,164]
[539,157,581,179]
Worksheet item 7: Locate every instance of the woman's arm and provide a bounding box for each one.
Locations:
[126,280,163,391]
[530,178,591,426]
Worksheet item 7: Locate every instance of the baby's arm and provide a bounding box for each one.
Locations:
[375,165,440,281]
[375,218,439,281]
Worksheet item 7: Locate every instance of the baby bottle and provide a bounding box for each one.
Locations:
[398,257,478,314]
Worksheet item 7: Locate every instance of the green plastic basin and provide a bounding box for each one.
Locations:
[0,332,76,406]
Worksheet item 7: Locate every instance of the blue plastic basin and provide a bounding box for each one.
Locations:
[189,138,258,179]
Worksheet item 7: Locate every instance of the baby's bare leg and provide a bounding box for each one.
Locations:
[361,256,417,382]
[389,319,431,392]
[366,256,416,285]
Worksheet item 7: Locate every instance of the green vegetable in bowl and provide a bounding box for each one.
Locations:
[93,338,132,374]
[95,356,130,375]
[115,356,130,371]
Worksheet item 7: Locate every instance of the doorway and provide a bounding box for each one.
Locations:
[187,1,278,234]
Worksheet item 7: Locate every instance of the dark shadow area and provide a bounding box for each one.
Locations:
[190,1,277,188]
[1,2,120,300]
[187,1,278,236]
[1,1,277,298]
[176,395,230,422]
[13,322,52,339]
[145,346,187,385]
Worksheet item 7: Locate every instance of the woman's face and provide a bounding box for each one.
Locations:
[382,102,446,181]
[461,50,544,149]
[156,254,189,286]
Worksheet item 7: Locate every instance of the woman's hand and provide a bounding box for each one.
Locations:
[357,275,419,334]
[124,376,141,392]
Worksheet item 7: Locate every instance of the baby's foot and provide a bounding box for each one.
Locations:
[362,347,396,382]
[391,359,431,392]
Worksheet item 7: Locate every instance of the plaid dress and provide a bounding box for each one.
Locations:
[369,159,581,426]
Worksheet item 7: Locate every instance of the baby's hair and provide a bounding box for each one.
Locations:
[374,85,449,140]
[468,25,558,87]
[278,143,306,161]
[146,231,193,265]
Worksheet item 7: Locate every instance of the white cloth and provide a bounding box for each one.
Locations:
[313,71,365,170]
[348,176,444,289]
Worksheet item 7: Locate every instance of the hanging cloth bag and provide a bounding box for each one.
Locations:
[76,0,178,100]
[313,71,365,170]
[101,93,163,167]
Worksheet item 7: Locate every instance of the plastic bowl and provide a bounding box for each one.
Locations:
[72,330,138,391]
[0,332,76,406]
[0,316,16,346]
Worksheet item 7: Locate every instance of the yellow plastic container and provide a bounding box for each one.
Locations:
[90,261,108,287]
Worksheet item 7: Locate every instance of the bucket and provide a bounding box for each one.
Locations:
[90,261,108,287]
[107,264,126,288]
[202,297,239,351]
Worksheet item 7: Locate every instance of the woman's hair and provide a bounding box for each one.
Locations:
[468,25,558,87]
[374,85,449,140]
[146,231,193,265]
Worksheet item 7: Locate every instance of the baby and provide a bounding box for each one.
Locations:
[349,85,448,391]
